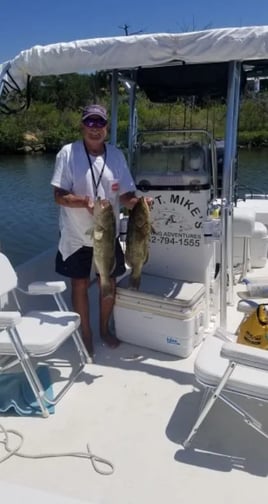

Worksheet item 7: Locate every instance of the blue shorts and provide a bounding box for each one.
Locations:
[55,239,126,279]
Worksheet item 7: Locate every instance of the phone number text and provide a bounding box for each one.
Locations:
[150,236,200,247]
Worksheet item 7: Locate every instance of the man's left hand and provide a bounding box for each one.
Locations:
[145,197,154,209]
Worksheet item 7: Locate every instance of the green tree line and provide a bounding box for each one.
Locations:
[0,72,268,154]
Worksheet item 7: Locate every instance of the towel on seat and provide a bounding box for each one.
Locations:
[0,366,54,416]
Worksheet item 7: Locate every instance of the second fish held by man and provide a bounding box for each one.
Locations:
[125,196,151,290]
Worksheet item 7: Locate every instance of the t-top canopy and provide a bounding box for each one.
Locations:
[1,26,268,94]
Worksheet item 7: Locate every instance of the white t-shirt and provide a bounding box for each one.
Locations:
[51,140,136,260]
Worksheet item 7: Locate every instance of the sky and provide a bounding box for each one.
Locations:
[1,0,268,63]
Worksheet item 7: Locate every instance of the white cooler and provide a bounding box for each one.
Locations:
[114,273,205,358]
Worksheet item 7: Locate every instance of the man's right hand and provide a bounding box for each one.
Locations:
[84,196,94,215]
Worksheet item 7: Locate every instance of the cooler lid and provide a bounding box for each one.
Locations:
[116,273,204,308]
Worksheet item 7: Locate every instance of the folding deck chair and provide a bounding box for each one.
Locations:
[183,331,268,448]
[0,252,91,418]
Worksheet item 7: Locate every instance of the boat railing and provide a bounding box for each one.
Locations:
[235,183,268,201]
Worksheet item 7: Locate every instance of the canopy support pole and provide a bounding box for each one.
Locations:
[110,70,119,145]
[220,61,241,328]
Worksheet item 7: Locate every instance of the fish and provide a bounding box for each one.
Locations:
[125,196,151,290]
[93,198,116,298]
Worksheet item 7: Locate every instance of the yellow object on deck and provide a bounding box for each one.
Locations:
[237,304,268,349]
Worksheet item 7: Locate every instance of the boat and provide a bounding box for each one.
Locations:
[1,26,268,503]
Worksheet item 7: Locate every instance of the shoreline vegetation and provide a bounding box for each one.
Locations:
[0,73,268,154]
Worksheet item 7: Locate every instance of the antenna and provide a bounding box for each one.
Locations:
[118,24,144,36]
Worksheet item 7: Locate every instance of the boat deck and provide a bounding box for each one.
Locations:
[1,256,268,504]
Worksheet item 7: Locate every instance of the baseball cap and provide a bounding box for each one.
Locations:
[81,104,107,122]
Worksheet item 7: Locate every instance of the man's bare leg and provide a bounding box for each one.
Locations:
[71,277,94,355]
[99,278,120,348]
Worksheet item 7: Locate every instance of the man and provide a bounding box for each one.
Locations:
[51,104,141,356]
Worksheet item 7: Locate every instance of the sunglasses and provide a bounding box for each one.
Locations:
[83,118,107,129]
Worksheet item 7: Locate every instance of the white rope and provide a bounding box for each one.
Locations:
[0,423,114,475]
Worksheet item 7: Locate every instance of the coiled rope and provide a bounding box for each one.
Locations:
[0,423,114,475]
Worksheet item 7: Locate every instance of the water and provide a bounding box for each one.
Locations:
[0,154,58,266]
[237,148,268,194]
[0,149,267,266]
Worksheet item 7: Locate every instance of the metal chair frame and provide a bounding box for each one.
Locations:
[183,340,268,448]
[0,253,91,418]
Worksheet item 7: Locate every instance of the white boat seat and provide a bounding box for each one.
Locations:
[194,334,268,399]
[233,207,256,280]
[237,199,268,228]
[183,331,268,448]
[0,252,91,418]
[233,207,255,237]
[250,221,268,268]
[0,311,80,355]
[234,221,268,269]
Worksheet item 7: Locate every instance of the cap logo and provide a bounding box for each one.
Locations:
[82,104,107,122]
